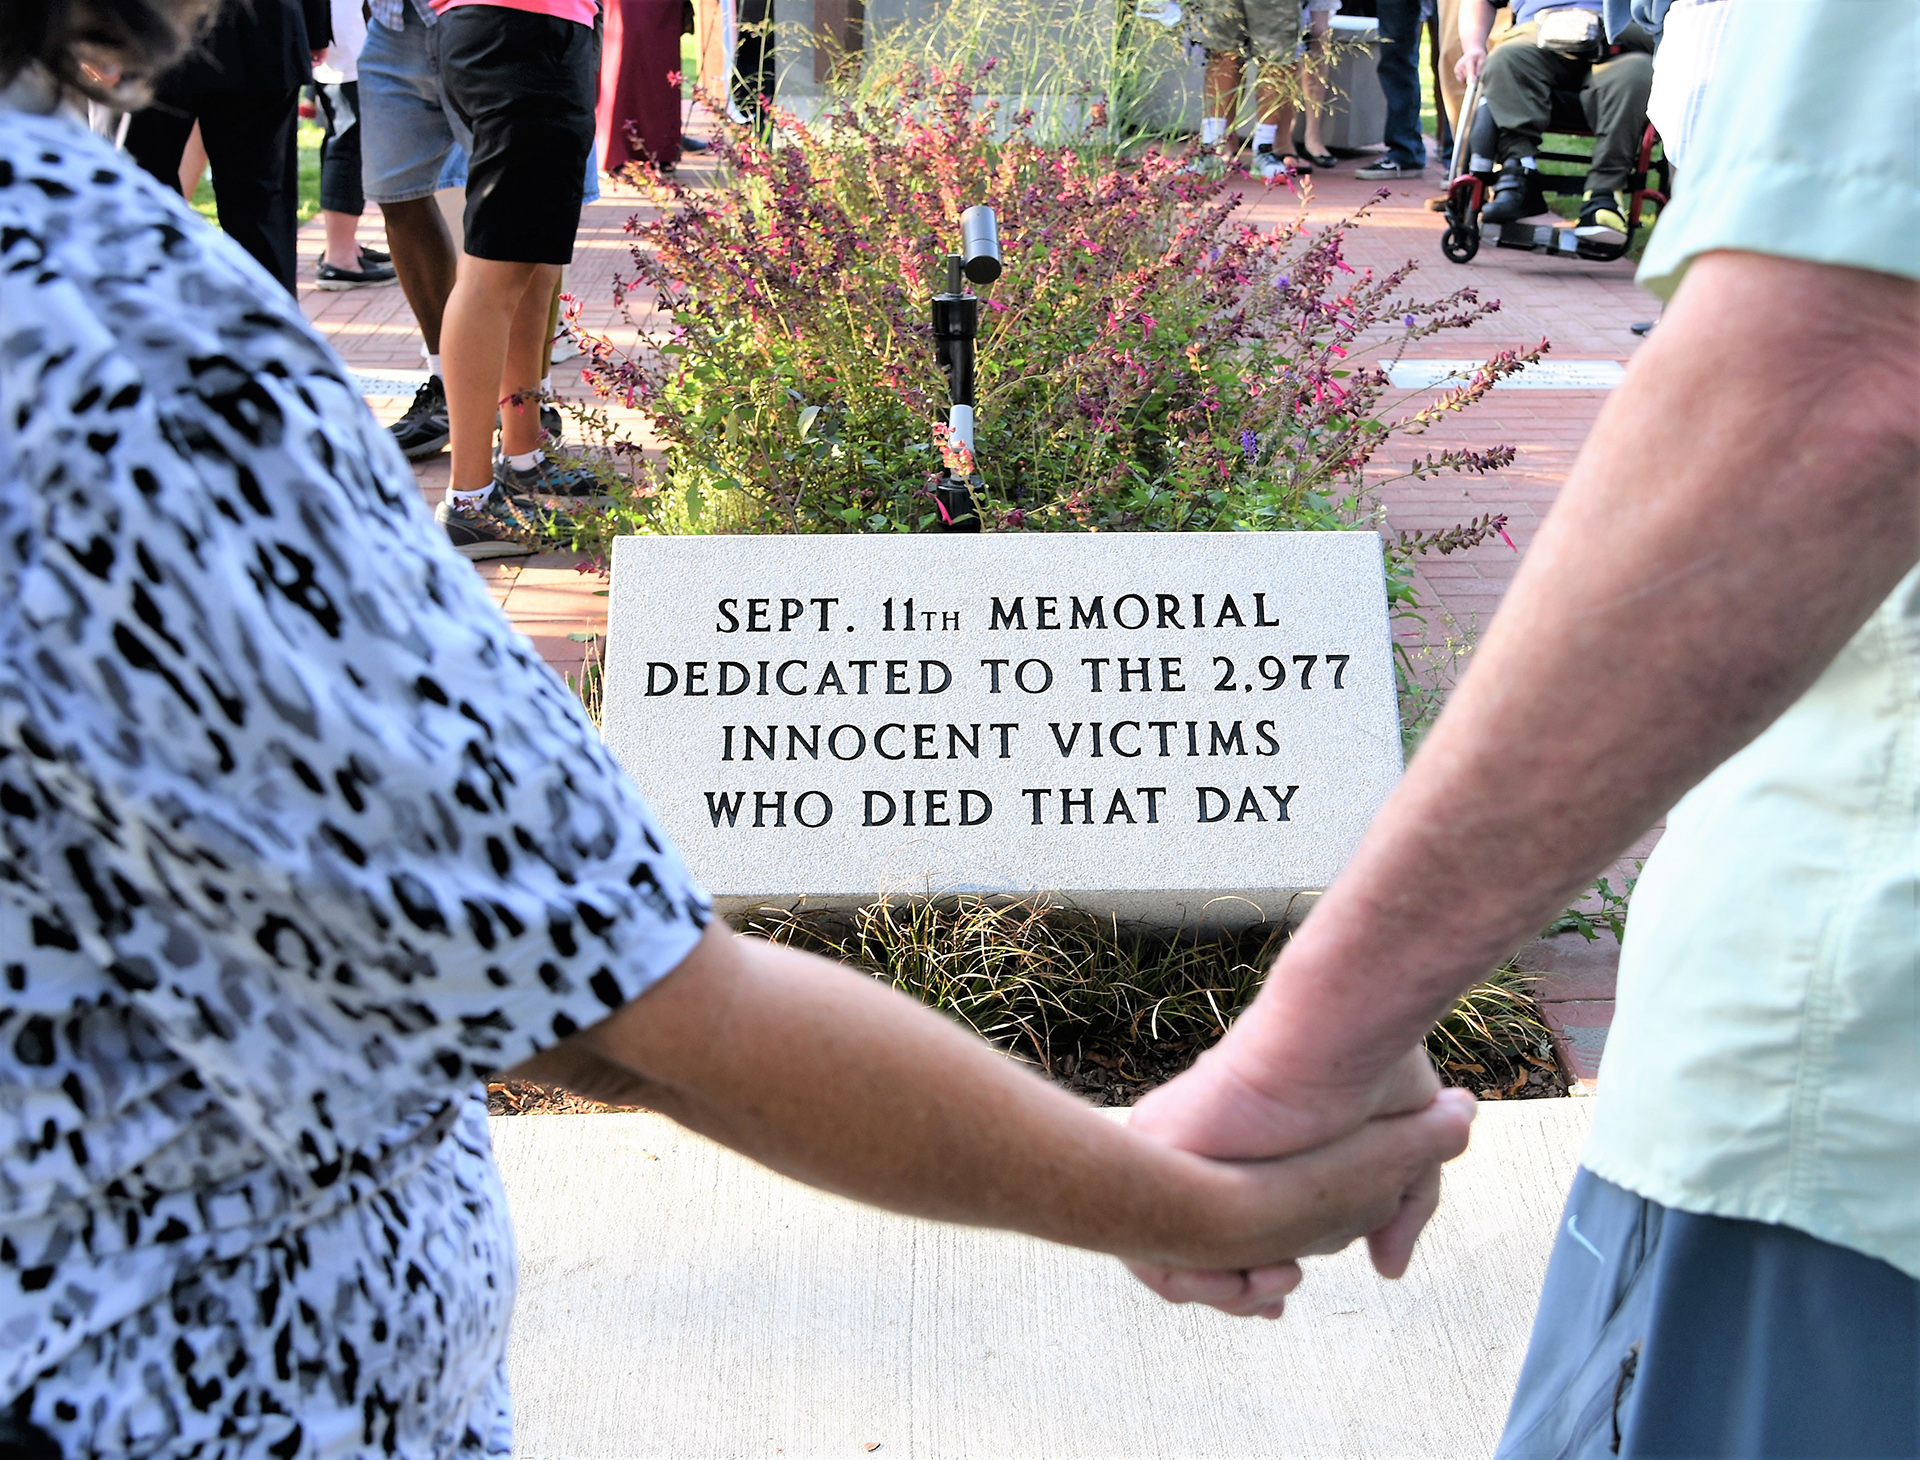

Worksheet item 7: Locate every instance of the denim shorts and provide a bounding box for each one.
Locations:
[358,1,601,209]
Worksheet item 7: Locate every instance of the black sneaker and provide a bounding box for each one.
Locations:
[494,450,603,500]
[390,375,450,460]
[359,245,390,265]
[1482,168,1549,224]
[1354,156,1424,181]
[316,255,398,291]
[433,485,566,560]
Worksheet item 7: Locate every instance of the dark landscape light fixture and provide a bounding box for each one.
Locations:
[929,204,1001,533]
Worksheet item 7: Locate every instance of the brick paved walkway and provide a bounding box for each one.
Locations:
[298,148,1645,1085]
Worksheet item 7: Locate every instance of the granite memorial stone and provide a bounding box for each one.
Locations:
[603,533,1402,924]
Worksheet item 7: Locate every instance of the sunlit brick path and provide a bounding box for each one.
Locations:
[298,146,1656,1081]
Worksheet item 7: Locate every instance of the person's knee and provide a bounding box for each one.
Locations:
[1602,51,1654,108]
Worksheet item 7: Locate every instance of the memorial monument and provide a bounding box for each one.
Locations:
[603,531,1402,926]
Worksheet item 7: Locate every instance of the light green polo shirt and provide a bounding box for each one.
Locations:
[1582,1,1920,1276]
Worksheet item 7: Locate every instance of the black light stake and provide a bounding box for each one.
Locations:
[929,204,1001,533]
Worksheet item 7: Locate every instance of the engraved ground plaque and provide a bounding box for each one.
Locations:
[602,533,1403,925]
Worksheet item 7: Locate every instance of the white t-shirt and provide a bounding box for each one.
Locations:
[316,0,370,81]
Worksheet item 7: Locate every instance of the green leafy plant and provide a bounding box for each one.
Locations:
[1546,868,1641,943]
[563,64,1531,557]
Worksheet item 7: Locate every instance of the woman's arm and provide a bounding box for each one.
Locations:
[511,922,1474,1283]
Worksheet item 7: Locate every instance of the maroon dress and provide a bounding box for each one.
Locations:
[597,0,683,171]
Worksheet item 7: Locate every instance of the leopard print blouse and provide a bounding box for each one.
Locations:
[0,97,709,1457]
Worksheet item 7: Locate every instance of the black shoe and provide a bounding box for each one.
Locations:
[680,133,711,153]
[434,485,567,560]
[1354,156,1424,181]
[1481,168,1548,225]
[390,375,450,460]
[494,449,602,500]
[316,255,398,290]
[358,245,390,265]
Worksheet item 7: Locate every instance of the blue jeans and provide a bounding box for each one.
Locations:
[1374,0,1426,168]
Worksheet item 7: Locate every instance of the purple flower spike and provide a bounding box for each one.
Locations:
[1240,429,1258,462]
[1403,314,1417,328]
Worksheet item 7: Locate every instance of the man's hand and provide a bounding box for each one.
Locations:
[1129,1088,1476,1318]
[1130,1039,1440,1161]
[1455,43,1486,84]
[1126,1042,1453,1308]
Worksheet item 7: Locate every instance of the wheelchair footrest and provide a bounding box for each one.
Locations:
[1495,223,1582,256]
[1493,222,1629,263]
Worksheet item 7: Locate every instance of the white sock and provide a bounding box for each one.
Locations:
[426,353,444,380]
[1200,116,1227,147]
[540,374,553,395]
[506,448,543,471]
[1253,122,1278,150]
[446,483,491,507]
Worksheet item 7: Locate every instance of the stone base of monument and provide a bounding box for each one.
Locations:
[603,533,1403,931]
[495,1099,1587,1458]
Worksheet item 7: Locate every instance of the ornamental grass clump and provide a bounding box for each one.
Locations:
[566,63,1533,549]
[739,897,1557,1104]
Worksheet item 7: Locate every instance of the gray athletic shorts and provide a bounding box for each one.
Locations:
[1193,0,1300,63]
[1496,1167,1919,1458]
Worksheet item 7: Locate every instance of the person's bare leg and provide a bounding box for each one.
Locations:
[322,209,363,271]
[1258,68,1294,157]
[1302,12,1332,155]
[1203,52,1244,151]
[377,196,459,355]
[178,120,208,197]
[441,256,545,494]
[500,263,562,458]
[540,272,563,381]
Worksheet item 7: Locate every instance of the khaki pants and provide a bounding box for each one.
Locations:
[1437,0,1514,130]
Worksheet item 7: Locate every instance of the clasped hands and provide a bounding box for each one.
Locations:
[1125,1034,1470,1320]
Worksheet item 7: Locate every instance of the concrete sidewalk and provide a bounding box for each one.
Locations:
[494,1099,1589,1459]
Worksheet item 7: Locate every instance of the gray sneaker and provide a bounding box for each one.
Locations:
[1253,148,1298,182]
[1181,148,1229,178]
[493,450,605,500]
[434,485,565,560]
[1354,157,1425,181]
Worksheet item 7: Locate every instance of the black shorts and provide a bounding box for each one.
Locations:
[437,4,598,265]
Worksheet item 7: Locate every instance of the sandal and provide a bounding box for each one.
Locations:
[1304,149,1338,169]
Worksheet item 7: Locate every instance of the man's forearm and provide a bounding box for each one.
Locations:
[1227,253,1920,1112]
[1460,0,1494,52]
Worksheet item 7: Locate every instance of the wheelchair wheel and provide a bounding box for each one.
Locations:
[1441,224,1480,263]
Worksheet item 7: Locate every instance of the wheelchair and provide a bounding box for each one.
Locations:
[1440,72,1670,265]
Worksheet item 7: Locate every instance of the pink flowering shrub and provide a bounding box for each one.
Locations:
[570,64,1528,548]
